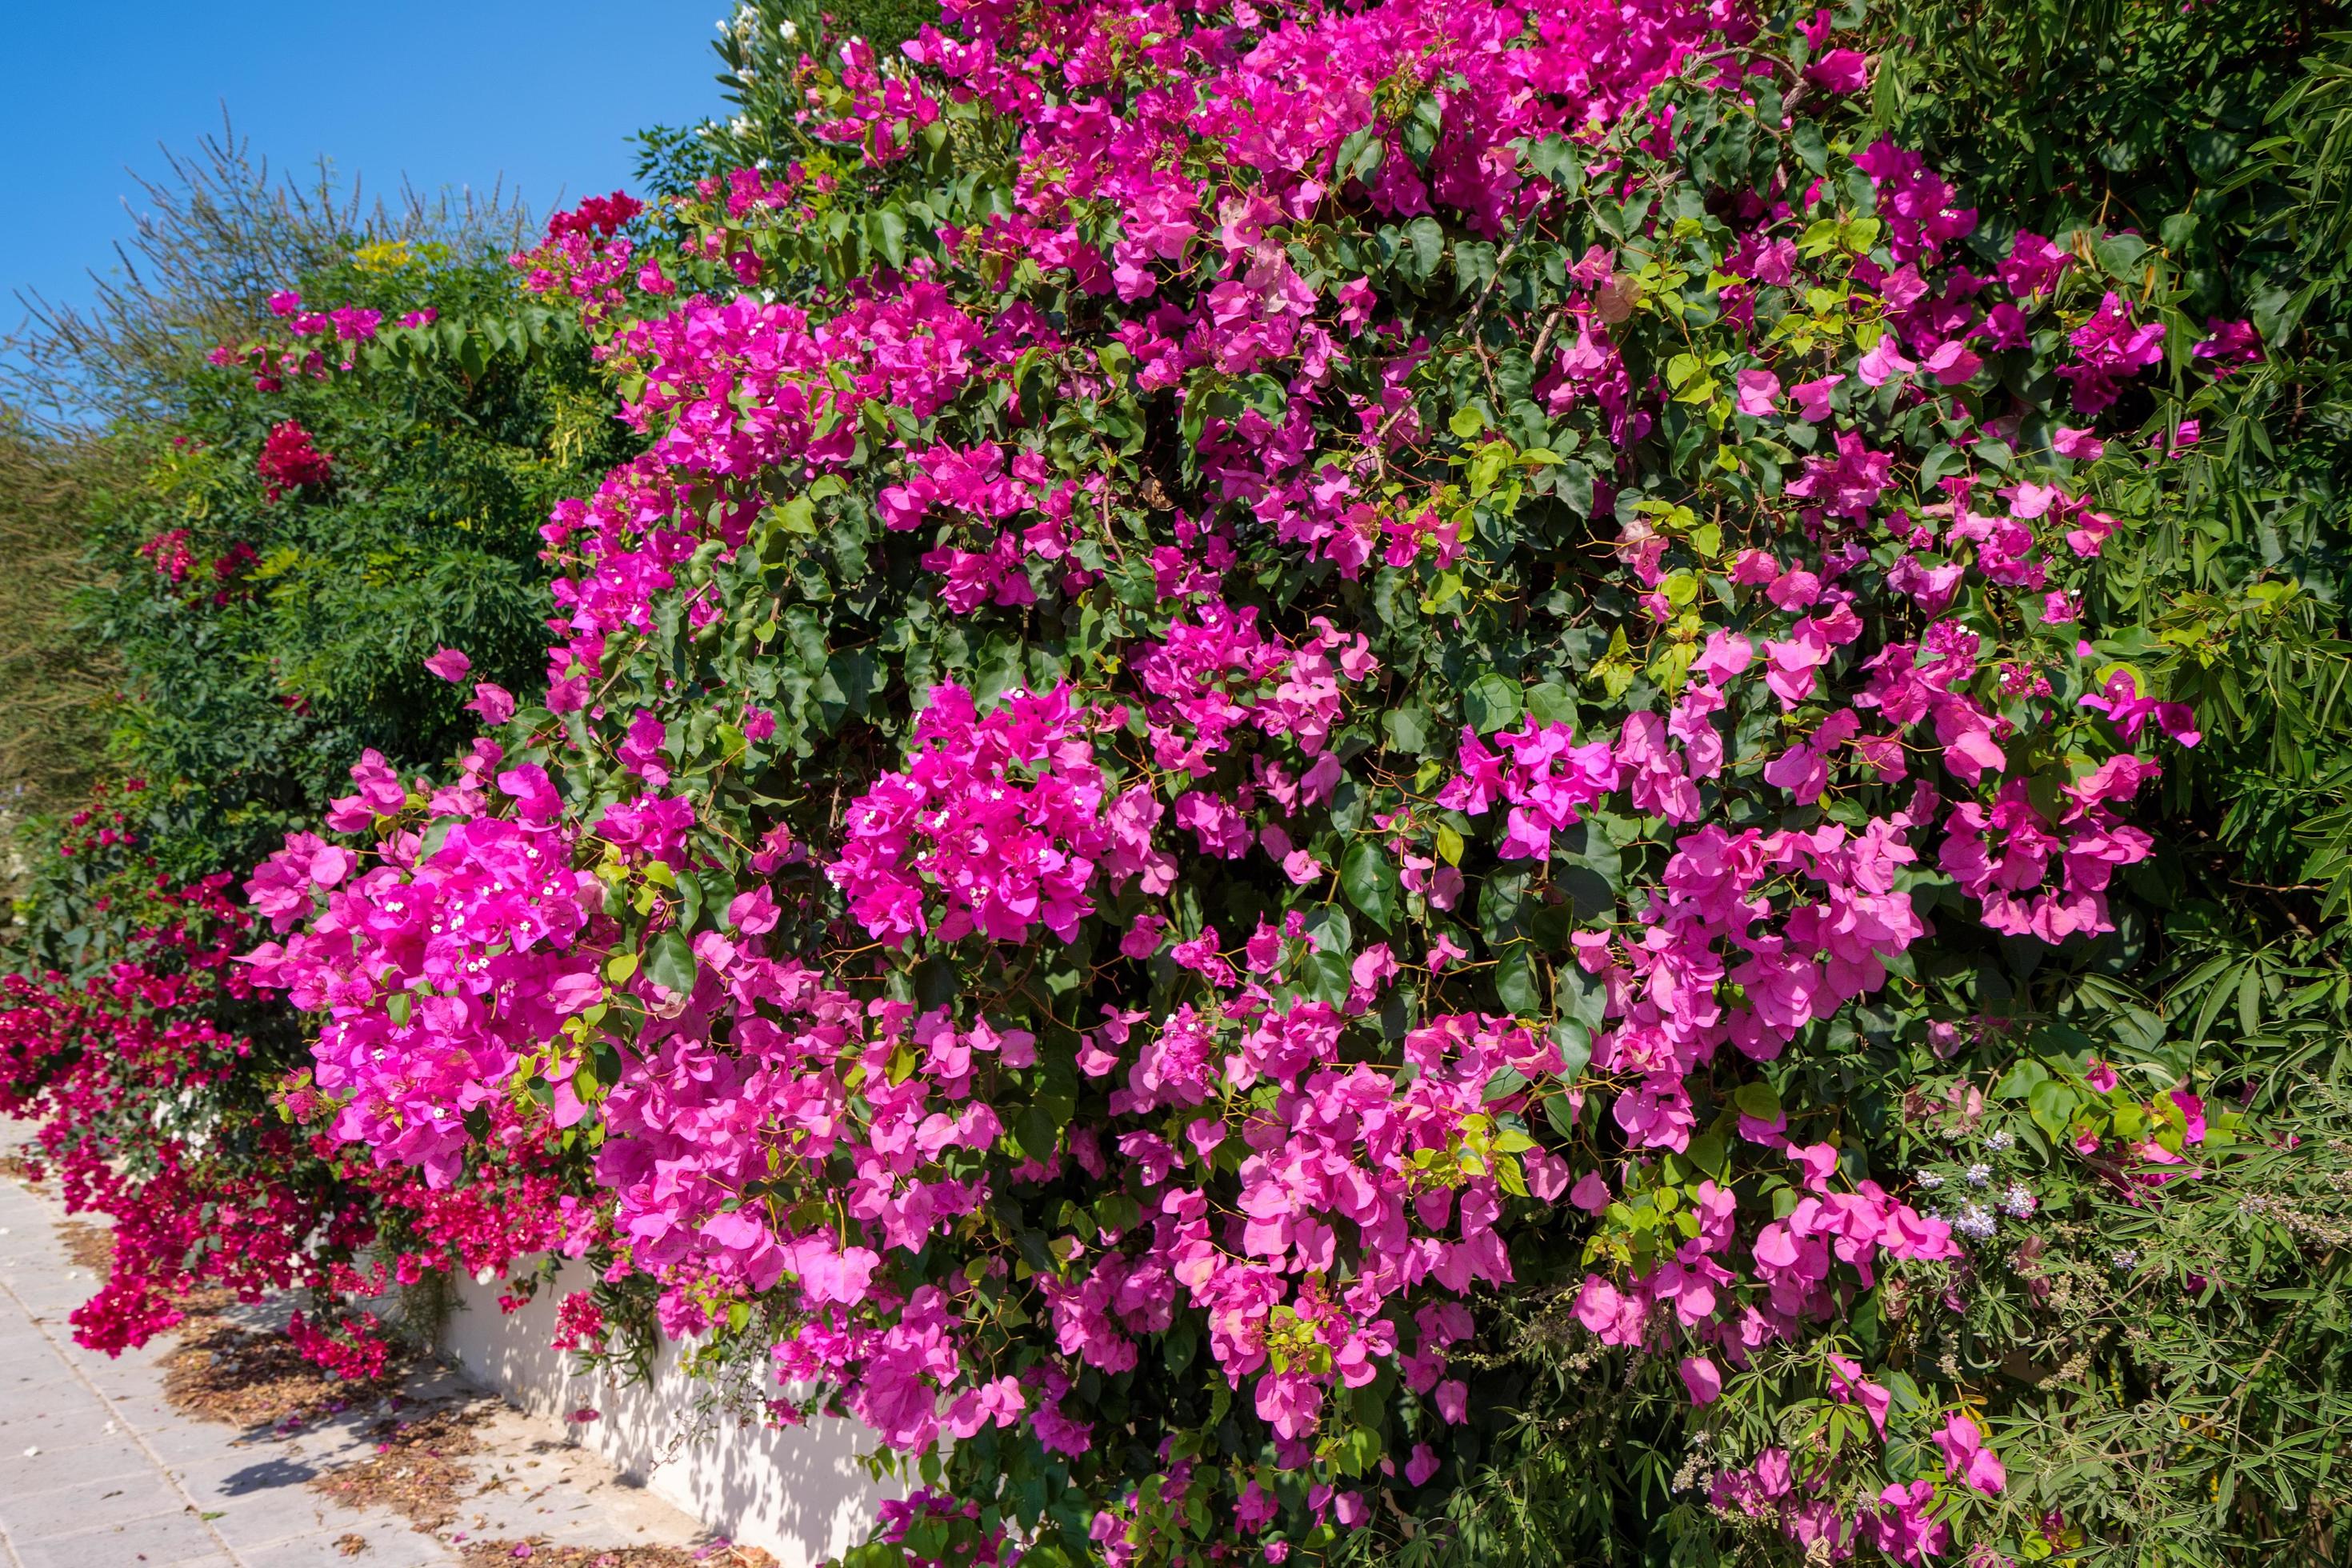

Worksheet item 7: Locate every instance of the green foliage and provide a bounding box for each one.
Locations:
[2,144,628,960]
[82,269,618,891]
[0,414,119,820]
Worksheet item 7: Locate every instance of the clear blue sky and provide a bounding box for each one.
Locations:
[6,1,729,324]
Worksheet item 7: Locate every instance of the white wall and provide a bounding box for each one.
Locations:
[441,1266,898,1566]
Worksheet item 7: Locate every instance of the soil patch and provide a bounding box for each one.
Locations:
[163,1316,394,1431]
[309,1398,494,1533]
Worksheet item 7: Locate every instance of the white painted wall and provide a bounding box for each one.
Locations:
[441,1266,898,1567]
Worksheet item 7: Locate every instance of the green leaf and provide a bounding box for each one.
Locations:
[1994,1059,2052,1100]
[2091,230,2149,282]
[1523,134,1585,194]
[1334,126,1385,185]
[1484,1066,1532,1103]
[2027,1078,2081,1141]
[1495,943,1540,1013]
[1790,119,1829,174]
[646,928,698,997]
[1550,1018,1593,1078]
[1463,672,1524,734]
[1454,240,1498,295]
[775,494,818,536]
[1384,704,1431,754]
[418,815,459,863]
[870,209,909,269]
[1918,442,1962,490]
[1163,1318,1198,1374]
[1334,1425,1382,1477]
[1558,966,1608,1030]
[1341,841,1401,930]
[1526,681,1576,726]
[1404,217,1445,282]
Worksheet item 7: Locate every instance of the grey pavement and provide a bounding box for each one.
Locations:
[0,1126,711,1566]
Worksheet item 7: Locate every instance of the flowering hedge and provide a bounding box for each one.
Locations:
[210,0,2352,1561]
[10,0,2351,1563]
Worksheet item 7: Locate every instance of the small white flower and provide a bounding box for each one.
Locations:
[2112,1249,2139,1270]
[1953,1203,1998,1241]
[1963,1162,1992,1188]
[1914,1170,1945,1190]
[779,18,798,38]
[2000,1182,2036,1217]
[1984,1130,2014,1153]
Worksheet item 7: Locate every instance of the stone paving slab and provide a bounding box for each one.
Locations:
[0,1121,718,1566]
[10,1509,230,1568]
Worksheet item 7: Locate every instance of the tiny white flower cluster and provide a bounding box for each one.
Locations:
[1914,1169,1946,1190]
[1963,1162,1992,1188]
[1952,1202,1998,1241]
[1984,1130,2014,1153]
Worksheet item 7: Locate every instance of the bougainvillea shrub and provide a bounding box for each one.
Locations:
[16,0,2343,1563]
[0,787,574,1367]
[0,795,334,1353]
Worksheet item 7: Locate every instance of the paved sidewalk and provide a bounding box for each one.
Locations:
[0,1129,717,1567]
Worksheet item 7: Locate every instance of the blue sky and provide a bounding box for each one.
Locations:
[6,2,729,326]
